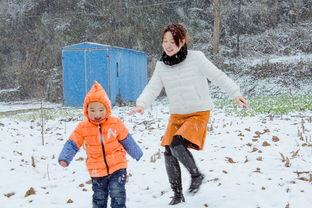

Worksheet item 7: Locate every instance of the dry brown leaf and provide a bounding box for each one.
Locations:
[251,147,258,152]
[4,192,15,198]
[208,178,219,182]
[14,151,23,156]
[285,157,291,167]
[225,157,236,163]
[256,156,263,161]
[238,132,244,137]
[255,131,262,136]
[262,141,271,147]
[293,171,311,176]
[75,157,84,161]
[67,199,74,203]
[298,177,309,181]
[31,156,35,168]
[291,149,300,158]
[24,187,36,197]
[272,136,280,142]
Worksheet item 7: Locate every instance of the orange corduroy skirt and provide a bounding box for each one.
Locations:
[161,111,211,150]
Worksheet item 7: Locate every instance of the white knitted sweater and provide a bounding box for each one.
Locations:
[136,50,242,115]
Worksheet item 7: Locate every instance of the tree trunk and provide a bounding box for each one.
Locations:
[212,0,221,54]
[267,0,279,27]
[236,0,242,56]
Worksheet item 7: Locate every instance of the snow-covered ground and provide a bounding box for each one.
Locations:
[0,99,311,208]
[0,100,62,113]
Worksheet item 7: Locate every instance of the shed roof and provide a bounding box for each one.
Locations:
[63,42,146,54]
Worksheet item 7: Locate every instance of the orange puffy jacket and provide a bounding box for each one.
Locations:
[69,81,129,177]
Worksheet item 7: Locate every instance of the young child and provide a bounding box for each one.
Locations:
[58,81,143,208]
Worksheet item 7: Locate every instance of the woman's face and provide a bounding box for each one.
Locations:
[162,31,185,57]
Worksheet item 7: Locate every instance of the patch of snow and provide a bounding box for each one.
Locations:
[237,54,312,67]
[0,99,311,208]
[0,100,62,113]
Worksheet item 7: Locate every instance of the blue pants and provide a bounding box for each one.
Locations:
[91,169,127,208]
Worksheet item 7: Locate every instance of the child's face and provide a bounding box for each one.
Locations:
[87,102,106,122]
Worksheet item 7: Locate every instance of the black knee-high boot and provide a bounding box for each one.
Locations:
[170,136,205,194]
[164,146,185,205]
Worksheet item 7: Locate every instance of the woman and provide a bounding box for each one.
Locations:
[129,23,248,205]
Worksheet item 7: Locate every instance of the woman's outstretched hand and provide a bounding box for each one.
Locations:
[235,96,249,109]
[128,106,145,115]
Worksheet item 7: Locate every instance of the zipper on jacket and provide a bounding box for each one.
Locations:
[98,124,110,175]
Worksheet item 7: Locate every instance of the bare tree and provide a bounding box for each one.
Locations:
[40,100,45,146]
[267,0,279,27]
[212,0,221,54]
[236,0,242,56]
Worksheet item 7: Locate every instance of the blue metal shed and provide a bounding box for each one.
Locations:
[62,42,147,106]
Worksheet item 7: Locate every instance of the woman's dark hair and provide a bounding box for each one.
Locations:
[161,23,189,47]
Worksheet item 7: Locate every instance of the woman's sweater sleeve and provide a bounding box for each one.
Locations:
[136,62,164,109]
[197,51,242,99]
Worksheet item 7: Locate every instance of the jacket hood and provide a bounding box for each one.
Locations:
[83,81,111,125]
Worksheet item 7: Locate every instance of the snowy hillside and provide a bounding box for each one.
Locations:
[0,99,311,208]
[209,53,312,99]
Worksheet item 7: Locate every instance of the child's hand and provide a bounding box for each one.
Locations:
[59,160,68,167]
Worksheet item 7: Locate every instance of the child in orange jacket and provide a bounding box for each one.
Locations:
[58,81,143,208]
